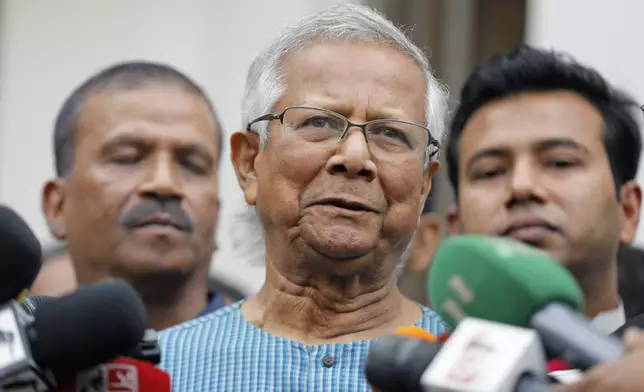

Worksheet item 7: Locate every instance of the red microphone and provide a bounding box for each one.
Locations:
[56,357,171,392]
[437,331,451,344]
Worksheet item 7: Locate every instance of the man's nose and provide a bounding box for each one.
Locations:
[507,159,547,206]
[325,128,377,181]
[138,153,184,200]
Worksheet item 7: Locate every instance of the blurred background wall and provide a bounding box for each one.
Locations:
[0,0,642,296]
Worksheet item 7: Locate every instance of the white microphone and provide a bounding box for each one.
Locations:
[422,317,549,392]
[0,301,51,391]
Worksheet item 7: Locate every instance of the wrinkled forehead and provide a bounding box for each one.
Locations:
[78,86,219,149]
[277,41,426,121]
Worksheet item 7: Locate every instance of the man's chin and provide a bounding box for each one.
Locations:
[113,246,198,276]
[308,241,373,261]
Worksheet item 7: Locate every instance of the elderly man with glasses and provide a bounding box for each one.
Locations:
[158,4,448,391]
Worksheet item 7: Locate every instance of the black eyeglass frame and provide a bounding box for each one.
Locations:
[246,106,441,158]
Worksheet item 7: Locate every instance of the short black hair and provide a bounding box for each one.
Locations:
[446,45,642,196]
[53,60,223,177]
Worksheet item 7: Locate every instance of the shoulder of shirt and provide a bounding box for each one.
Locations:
[418,303,449,331]
[159,300,244,337]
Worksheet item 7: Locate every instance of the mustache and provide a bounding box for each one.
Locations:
[119,198,195,233]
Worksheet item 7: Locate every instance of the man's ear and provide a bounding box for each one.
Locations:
[405,213,445,273]
[230,131,261,206]
[421,160,441,201]
[445,204,461,235]
[619,180,642,244]
[42,179,68,240]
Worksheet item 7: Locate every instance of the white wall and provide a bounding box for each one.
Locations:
[526,0,644,246]
[0,0,361,294]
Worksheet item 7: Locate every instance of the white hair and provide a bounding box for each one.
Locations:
[233,3,449,266]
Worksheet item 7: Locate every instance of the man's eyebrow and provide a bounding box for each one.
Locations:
[534,138,589,154]
[466,147,510,171]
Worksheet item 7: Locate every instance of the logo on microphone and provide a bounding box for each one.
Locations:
[0,306,23,366]
[77,363,138,392]
[106,364,138,392]
[446,332,494,384]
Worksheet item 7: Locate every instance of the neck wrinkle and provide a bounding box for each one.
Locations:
[242,258,422,344]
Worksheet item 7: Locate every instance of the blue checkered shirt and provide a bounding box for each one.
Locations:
[158,301,446,391]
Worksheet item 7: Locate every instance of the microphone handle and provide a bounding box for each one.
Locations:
[515,374,550,392]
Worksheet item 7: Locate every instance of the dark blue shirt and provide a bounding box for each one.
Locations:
[197,290,226,317]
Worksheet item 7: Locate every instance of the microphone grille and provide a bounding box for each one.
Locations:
[20,294,54,316]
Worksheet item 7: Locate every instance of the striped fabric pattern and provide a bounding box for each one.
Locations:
[159,301,446,392]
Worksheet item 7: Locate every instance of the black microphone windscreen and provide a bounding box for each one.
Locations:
[365,336,441,392]
[30,279,148,372]
[0,205,42,302]
[20,294,54,316]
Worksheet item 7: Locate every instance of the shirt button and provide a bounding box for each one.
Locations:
[322,355,334,367]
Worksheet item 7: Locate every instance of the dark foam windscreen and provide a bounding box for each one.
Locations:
[428,235,584,329]
[0,205,42,302]
[20,294,54,316]
[366,335,441,392]
[30,280,148,372]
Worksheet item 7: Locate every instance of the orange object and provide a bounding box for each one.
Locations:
[393,326,438,342]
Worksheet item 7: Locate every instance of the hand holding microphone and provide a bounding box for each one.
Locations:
[551,328,644,392]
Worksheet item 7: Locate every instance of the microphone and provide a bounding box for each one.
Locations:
[0,280,147,390]
[366,321,550,392]
[423,318,549,392]
[18,296,51,318]
[366,327,441,392]
[56,357,171,392]
[435,331,578,383]
[428,235,625,370]
[0,205,42,303]
[20,295,162,365]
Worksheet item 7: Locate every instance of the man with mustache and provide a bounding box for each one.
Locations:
[158,3,448,391]
[446,46,642,333]
[41,61,225,330]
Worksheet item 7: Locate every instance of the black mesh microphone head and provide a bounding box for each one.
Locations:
[20,294,55,316]
[365,336,441,392]
[0,205,42,302]
[29,279,148,372]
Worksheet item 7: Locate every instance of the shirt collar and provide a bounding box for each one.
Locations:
[197,290,226,317]
[591,301,626,335]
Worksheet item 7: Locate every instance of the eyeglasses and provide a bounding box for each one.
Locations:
[246,106,440,160]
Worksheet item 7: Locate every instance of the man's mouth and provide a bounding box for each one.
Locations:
[314,198,377,213]
[130,214,185,231]
[501,221,558,245]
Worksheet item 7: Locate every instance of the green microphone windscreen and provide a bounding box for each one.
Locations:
[428,235,584,330]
